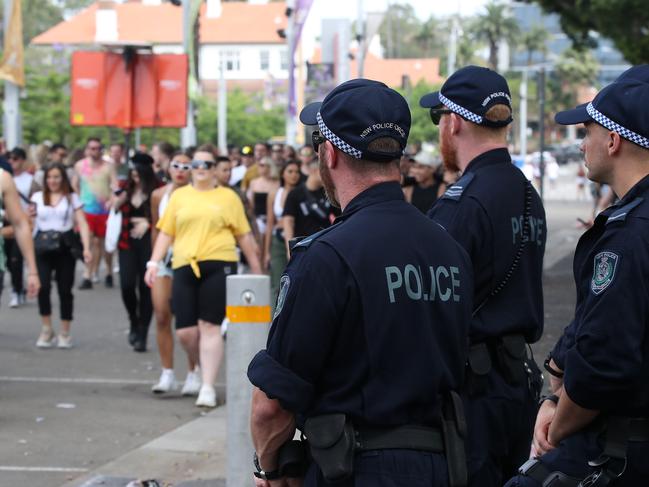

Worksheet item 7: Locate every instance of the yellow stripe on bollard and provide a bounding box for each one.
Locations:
[226,305,272,323]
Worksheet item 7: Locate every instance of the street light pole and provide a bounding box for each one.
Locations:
[285,0,297,147]
[357,0,365,78]
[180,0,197,149]
[519,67,528,159]
[538,67,546,201]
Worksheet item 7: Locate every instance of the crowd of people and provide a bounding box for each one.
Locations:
[0,133,451,409]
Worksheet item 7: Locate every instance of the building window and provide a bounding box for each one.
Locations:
[260,50,270,71]
[280,49,289,70]
[223,50,240,71]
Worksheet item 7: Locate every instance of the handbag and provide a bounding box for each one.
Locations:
[34,230,63,255]
[105,207,122,253]
[62,230,83,260]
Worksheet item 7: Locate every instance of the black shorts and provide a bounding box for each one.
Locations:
[172,260,237,328]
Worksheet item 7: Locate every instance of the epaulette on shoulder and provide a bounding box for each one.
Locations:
[441,172,475,201]
[292,224,338,251]
[606,197,644,225]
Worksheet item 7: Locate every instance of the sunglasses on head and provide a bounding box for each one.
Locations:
[171,161,191,171]
[311,130,326,152]
[429,108,453,125]
[191,159,216,170]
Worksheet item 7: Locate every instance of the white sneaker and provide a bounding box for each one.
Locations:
[57,334,73,349]
[152,369,177,394]
[92,274,100,284]
[195,385,216,408]
[9,292,19,308]
[36,329,56,348]
[181,369,202,396]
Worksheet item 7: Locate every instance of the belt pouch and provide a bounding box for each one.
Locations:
[496,335,526,385]
[304,414,355,482]
[442,391,468,487]
[466,343,491,396]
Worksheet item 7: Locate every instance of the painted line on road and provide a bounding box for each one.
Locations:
[0,376,152,385]
[0,466,89,473]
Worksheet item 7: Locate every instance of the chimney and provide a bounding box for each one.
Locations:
[95,1,118,43]
[206,0,222,18]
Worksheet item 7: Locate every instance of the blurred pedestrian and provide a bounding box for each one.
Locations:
[5,147,36,308]
[72,137,117,290]
[230,145,252,188]
[575,163,587,200]
[282,159,337,258]
[270,143,284,165]
[247,156,279,243]
[297,144,315,180]
[31,163,91,348]
[109,143,129,189]
[145,148,262,408]
[114,153,157,352]
[402,148,443,213]
[149,151,199,394]
[282,144,296,162]
[263,160,301,302]
[0,168,40,308]
[151,142,175,183]
[241,142,268,191]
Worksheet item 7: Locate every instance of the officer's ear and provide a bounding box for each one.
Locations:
[449,112,462,136]
[607,130,622,156]
[322,140,338,169]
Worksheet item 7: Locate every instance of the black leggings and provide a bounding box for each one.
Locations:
[36,248,77,320]
[118,233,152,338]
[4,238,23,294]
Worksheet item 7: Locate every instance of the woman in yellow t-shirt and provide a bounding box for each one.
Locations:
[145,148,261,408]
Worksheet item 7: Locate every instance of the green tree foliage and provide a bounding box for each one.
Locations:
[379,4,432,59]
[0,0,62,44]
[551,47,599,109]
[528,0,649,64]
[472,1,519,71]
[397,80,441,146]
[520,24,550,65]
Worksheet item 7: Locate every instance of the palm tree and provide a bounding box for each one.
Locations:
[473,1,519,71]
[521,24,550,66]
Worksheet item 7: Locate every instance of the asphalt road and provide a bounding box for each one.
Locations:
[0,182,593,487]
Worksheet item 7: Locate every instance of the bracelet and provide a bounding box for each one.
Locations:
[539,394,559,407]
[146,260,160,269]
[543,356,564,378]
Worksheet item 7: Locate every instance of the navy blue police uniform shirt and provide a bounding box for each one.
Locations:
[549,175,649,415]
[248,181,473,428]
[427,148,546,343]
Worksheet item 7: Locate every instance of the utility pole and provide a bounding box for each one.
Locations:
[2,0,22,149]
[538,67,546,201]
[357,0,365,78]
[285,0,296,147]
[519,67,528,159]
[217,55,227,156]
[180,0,197,149]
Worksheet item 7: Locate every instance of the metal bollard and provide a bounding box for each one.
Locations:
[226,274,271,487]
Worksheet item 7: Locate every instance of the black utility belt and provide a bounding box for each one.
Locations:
[355,424,444,452]
[466,334,527,387]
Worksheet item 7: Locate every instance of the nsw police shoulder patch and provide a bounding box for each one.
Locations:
[591,251,619,295]
[273,274,291,320]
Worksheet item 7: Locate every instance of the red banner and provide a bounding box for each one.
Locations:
[71,51,188,130]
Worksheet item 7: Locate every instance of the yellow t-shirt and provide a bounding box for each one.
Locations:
[157,185,251,276]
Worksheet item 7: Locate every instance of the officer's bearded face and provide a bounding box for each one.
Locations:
[440,117,460,173]
[318,149,341,208]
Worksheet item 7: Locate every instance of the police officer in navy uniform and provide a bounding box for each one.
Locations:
[506,75,649,487]
[420,66,547,487]
[247,78,474,487]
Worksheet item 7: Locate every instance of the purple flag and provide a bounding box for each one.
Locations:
[288,0,314,118]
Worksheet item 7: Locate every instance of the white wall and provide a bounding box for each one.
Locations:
[198,44,288,81]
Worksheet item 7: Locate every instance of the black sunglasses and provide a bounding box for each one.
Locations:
[311,130,326,152]
[191,159,216,170]
[429,108,453,125]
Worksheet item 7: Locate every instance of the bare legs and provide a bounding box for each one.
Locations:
[176,321,224,388]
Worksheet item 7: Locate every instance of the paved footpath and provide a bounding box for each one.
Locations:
[0,173,594,486]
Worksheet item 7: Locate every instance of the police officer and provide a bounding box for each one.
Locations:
[248,79,474,487]
[506,76,649,487]
[420,66,547,487]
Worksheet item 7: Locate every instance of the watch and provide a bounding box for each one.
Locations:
[543,356,564,378]
[253,452,283,481]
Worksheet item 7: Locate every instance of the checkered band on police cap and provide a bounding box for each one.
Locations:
[587,102,649,149]
[317,112,363,159]
[438,93,484,125]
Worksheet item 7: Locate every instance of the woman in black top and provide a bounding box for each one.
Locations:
[114,155,158,352]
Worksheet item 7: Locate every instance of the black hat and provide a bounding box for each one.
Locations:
[555,79,649,150]
[131,151,154,166]
[419,65,513,127]
[616,64,649,83]
[299,78,411,162]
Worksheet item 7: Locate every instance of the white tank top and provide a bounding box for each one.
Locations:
[273,187,285,220]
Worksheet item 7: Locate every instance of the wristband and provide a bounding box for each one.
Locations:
[253,452,283,481]
[543,356,564,378]
[146,260,160,269]
[539,394,559,407]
